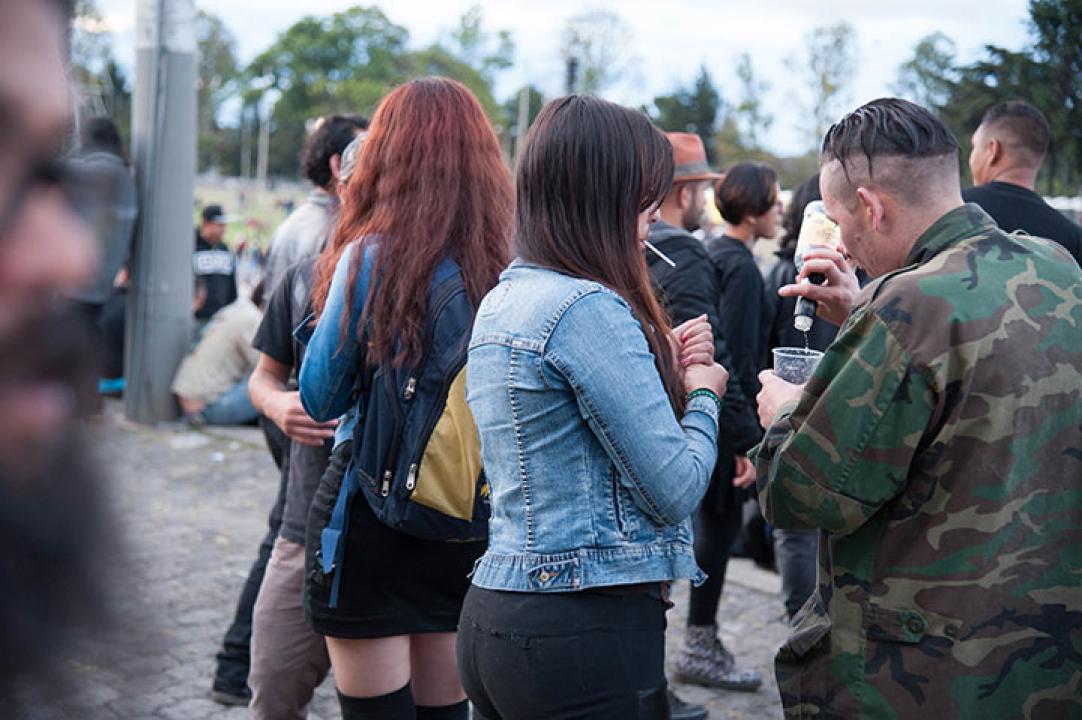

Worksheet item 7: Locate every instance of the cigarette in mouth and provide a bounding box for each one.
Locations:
[644,240,676,268]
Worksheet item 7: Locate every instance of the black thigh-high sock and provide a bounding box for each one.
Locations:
[416,700,469,720]
[337,684,415,720]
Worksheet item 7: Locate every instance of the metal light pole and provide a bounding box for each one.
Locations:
[125,0,197,423]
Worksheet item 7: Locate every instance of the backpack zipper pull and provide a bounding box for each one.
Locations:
[381,469,392,497]
[405,464,418,491]
[403,377,417,400]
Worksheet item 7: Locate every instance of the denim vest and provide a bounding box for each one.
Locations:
[466,260,719,592]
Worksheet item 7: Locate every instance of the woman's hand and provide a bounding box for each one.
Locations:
[672,315,714,368]
[683,361,728,398]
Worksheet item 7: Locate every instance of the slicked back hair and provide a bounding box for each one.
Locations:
[980,101,1050,160]
[821,98,959,207]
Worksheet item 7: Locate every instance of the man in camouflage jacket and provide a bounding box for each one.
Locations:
[753,98,1082,719]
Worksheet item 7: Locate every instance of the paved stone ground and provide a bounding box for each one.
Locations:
[17,402,789,719]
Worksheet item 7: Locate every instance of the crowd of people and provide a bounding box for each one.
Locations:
[1,1,1080,719]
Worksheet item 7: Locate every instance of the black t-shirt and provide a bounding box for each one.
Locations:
[962,183,1082,265]
[193,232,238,320]
[252,257,331,546]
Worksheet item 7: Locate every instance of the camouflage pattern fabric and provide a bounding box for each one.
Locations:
[754,205,1082,719]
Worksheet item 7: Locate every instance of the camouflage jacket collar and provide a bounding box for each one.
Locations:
[904,204,998,267]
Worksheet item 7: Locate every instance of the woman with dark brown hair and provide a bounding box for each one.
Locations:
[298,77,513,720]
[457,95,729,719]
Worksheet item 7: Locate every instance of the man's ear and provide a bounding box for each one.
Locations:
[855,186,886,233]
[679,183,694,210]
[988,137,1003,167]
[329,153,342,185]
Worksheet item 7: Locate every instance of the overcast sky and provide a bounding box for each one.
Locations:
[94,0,1032,156]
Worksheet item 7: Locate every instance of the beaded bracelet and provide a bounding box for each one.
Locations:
[687,388,723,418]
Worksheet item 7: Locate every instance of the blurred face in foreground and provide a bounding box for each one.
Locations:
[0,0,108,697]
[0,0,97,469]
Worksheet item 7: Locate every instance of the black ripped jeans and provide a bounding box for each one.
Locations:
[456,585,671,720]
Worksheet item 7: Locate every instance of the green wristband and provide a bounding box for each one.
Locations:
[687,388,723,418]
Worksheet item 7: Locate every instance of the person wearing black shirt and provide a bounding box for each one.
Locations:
[211,257,338,712]
[647,134,764,701]
[964,101,1082,265]
[763,174,837,623]
[194,204,238,321]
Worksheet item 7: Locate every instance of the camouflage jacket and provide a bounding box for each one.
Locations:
[754,205,1082,719]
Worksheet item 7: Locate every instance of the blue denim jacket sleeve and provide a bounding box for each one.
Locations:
[545,290,720,526]
[298,244,374,421]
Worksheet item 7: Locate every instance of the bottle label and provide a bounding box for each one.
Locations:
[794,201,842,269]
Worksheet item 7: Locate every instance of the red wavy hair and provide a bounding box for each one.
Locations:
[310,77,513,366]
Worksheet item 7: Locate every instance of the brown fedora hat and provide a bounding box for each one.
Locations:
[667,132,723,182]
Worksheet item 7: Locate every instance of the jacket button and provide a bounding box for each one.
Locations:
[907,618,924,634]
[944,624,959,638]
[538,571,550,582]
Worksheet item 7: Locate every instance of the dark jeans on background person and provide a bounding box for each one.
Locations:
[687,490,742,627]
[773,528,818,620]
[213,417,290,698]
[457,585,671,720]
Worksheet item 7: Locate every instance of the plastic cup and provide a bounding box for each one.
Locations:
[772,347,824,384]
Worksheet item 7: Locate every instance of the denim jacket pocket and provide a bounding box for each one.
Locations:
[526,556,580,591]
[610,466,639,538]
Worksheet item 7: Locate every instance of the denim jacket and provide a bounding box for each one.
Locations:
[297,243,375,424]
[466,260,720,592]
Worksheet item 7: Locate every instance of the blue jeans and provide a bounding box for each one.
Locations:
[773,528,818,620]
[202,376,258,425]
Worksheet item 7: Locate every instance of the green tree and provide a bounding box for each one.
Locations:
[560,10,635,95]
[245,6,410,177]
[70,0,131,142]
[892,32,958,110]
[71,0,112,77]
[449,6,515,84]
[734,53,773,152]
[197,11,240,173]
[650,65,723,165]
[399,44,501,120]
[1027,0,1082,193]
[788,22,857,149]
[243,5,511,179]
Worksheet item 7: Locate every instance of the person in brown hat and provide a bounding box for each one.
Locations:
[645,133,765,697]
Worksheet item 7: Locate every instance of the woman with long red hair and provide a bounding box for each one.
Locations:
[298,77,512,720]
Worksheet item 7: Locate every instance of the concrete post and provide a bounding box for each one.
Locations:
[125,0,197,423]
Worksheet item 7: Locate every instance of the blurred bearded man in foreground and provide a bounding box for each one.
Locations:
[0,0,111,709]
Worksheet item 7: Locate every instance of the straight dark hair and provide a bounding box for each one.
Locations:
[715,162,778,225]
[514,95,683,411]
